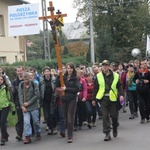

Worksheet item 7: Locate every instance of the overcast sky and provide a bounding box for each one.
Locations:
[27,0,78,23]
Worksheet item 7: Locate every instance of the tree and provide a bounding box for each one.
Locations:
[26,31,45,60]
[26,30,68,60]
[73,0,150,62]
[63,46,69,55]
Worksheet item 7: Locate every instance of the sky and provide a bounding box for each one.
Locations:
[27,0,78,23]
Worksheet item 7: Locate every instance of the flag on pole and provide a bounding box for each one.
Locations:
[146,35,150,57]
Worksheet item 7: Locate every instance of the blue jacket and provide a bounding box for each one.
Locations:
[127,77,136,91]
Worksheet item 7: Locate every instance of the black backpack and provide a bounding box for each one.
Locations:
[136,73,149,95]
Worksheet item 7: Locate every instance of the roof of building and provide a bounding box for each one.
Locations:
[62,21,89,40]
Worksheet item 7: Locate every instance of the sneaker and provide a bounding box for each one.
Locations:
[67,138,73,143]
[126,102,129,106]
[92,122,96,127]
[45,126,49,131]
[83,121,88,125]
[3,138,8,142]
[146,119,150,123]
[123,110,127,113]
[43,120,46,124]
[60,132,65,137]
[129,114,134,119]
[134,112,138,117]
[47,129,52,135]
[104,132,111,141]
[1,139,5,146]
[16,135,22,141]
[52,128,58,135]
[87,124,92,129]
[36,134,41,140]
[140,119,145,124]
[24,136,31,144]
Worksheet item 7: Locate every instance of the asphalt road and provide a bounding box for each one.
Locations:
[2,108,150,150]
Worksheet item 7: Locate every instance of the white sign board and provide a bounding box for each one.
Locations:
[8,3,40,36]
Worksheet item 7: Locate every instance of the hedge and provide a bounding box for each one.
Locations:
[2,56,90,81]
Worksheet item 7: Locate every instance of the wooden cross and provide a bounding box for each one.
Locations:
[39,1,67,95]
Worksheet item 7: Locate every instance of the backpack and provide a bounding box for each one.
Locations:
[6,86,14,103]
[20,81,35,91]
[136,72,149,95]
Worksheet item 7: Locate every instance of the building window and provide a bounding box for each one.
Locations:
[0,15,5,36]
[15,55,18,62]
[0,57,6,64]
[22,55,24,61]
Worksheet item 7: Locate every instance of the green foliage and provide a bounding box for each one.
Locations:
[26,30,68,60]
[58,32,68,46]
[86,44,91,62]
[26,31,45,60]
[51,48,56,58]
[63,46,69,55]
[5,56,89,74]
[2,66,16,81]
[74,0,150,62]
[62,56,89,67]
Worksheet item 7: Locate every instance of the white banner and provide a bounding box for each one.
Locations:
[8,3,40,36]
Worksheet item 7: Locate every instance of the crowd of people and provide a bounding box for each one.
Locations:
[0,58,150,145]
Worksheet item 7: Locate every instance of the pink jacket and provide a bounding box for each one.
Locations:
[78,77,87,100]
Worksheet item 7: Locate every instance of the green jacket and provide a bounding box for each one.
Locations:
[0,85,15,111]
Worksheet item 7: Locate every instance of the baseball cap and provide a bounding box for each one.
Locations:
[102,60,110,65]
[110,62,116,66]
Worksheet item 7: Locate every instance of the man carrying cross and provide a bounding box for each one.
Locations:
[19,72,41,144]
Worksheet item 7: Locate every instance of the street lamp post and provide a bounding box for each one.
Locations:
[88,0,95,64]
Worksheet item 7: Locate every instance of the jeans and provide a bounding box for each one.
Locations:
[0,106,10,139]
[23,109,41,137]
[55,105,65,133]
[85,101,96,124]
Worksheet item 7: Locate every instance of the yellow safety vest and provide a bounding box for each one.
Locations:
[96,72,119,101]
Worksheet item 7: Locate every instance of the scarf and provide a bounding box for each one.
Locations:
[138,68,149,73]
[127,71,134,86]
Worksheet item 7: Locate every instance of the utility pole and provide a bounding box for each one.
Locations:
[41,0,51,60]
[88,0,95,64]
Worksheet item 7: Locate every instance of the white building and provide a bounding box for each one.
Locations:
[62,21,89,44]
[0,0,29,64]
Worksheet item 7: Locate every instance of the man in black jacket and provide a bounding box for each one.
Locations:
[12,66,24,141]
[133,59,150,123]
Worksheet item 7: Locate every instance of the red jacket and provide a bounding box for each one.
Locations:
[117,70,126,91]
[78,77,87,100]
[86,82,94,101]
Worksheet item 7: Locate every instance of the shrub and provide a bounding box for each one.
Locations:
[2,56,89,81]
